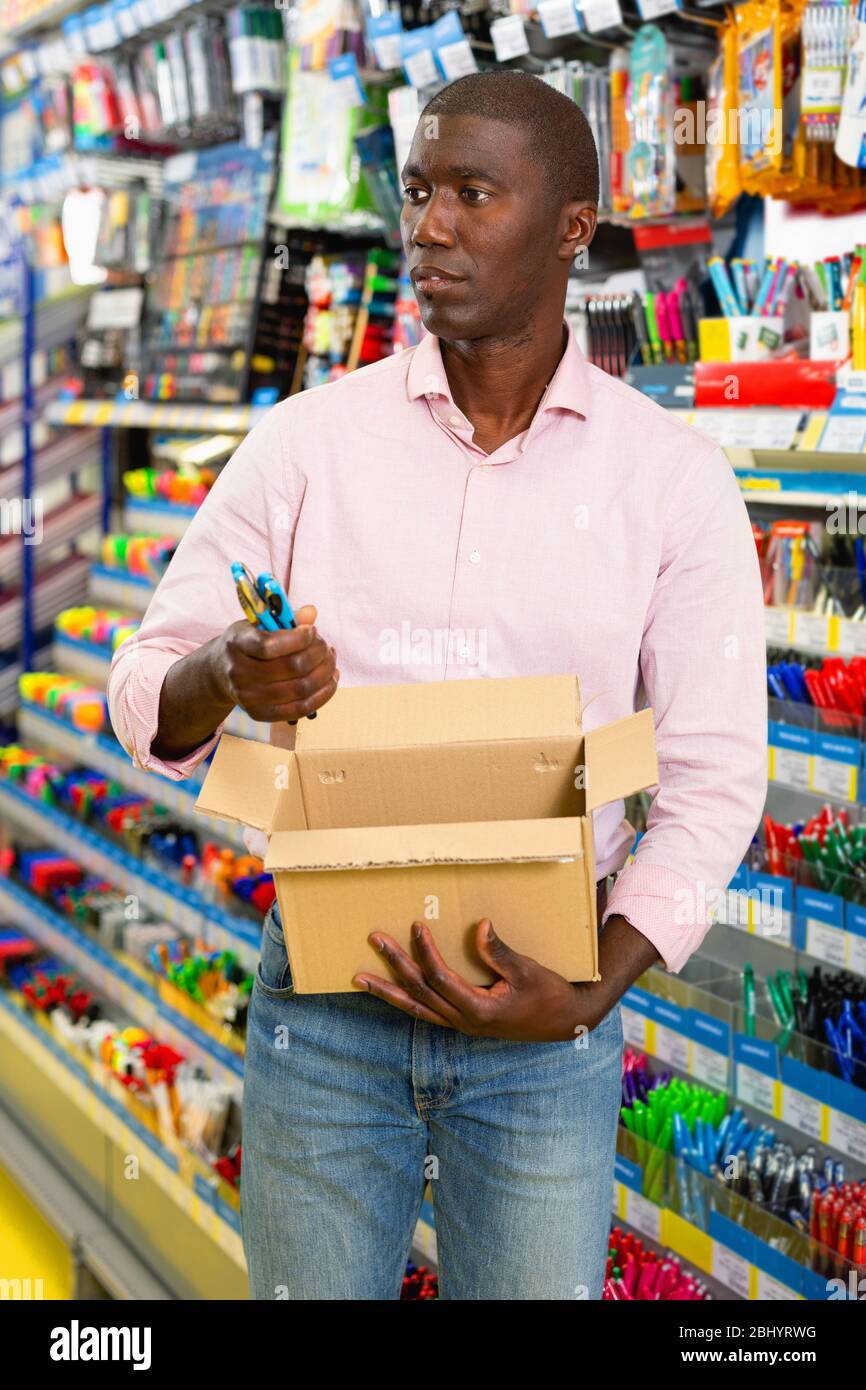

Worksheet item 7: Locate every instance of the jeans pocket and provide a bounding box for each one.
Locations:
[255,905,296,999]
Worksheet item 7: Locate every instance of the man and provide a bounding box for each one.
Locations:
[108,70,766,1300]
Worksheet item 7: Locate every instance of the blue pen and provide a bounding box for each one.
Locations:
[767,668,788,702]
[753,260,779,316]
[856,538,866,607]
[825,1017,855,1083]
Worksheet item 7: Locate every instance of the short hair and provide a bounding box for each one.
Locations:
[420,70,599,208]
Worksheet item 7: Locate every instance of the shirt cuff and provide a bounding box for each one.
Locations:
[602,861,713,974]
[113,648,226,782]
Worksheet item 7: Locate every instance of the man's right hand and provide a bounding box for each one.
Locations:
[213,603,340,725]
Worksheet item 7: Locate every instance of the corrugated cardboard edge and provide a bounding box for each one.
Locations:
[293,672,585,751]
[266,818,586,873]
[583,707,658,812]
[193,734,294,830]
[580,816,601,982]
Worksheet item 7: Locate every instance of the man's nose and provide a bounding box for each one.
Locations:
[410,192,456,247]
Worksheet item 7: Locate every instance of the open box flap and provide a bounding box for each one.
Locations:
[266,817,586,872]
[294,674,583,753]
[193,734,296,831]
[583,708,658,812]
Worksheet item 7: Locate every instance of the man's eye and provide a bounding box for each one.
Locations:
[403,187,427,203]
[462,188,491,204]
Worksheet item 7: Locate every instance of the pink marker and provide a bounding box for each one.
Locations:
[654,292,674,362]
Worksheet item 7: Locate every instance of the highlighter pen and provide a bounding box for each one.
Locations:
[654,290,675,362]
[674,279,698,362]
[853,275,866,371]
[752,259,779,316]
[665,291,688,364]
[814,260,830,307]
[767,260,792,316]
[761,258,787,316]
[707,256,742,317]
[800,264,828,310]
[825,256,843,311]
[730,258,751,315]
[844,253,863,311]
[642,292,664,365]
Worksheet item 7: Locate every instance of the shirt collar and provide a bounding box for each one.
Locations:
[406,319,591,422]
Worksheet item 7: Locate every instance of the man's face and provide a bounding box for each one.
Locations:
[400,113,580,342]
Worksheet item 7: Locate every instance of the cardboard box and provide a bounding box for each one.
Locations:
[194,675,658,993]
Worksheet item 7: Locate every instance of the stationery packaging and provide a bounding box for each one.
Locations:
[194,674,658,993]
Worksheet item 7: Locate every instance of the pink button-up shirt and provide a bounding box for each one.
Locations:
[107,322,767,972]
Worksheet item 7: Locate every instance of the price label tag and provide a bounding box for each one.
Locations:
[805,918,847,968]
[840,619,866,655]
[828,1108,866,1164]
[770,745,811,790]
[781,1086,823,1141]
[846,932,866,977]
[637,0,680,15]
[792,611,831,652]
[765,607,793,644]
[818,415,866,454]
[802,68,844,111]
[811,754,857,802]
[579,0,623,29]
[712,1242,751,1299]
[621,1006,646,1050]
[690,1042,730,1091]
[757,1270,800,1299]
[625,1190,661,1241]
[371,34,402,70]
[654,1023,689,1073]
[736,1063,775,1115]
[537,0,581,36]
[489,14,530,60]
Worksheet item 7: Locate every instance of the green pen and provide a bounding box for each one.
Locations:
[766,974,788,1028]
[777,971,795,1024]
[744,962,756,1037]
[632,1101,648,1140]
[642,292,664,365]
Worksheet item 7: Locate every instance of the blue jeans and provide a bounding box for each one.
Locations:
[240,898,622,1300]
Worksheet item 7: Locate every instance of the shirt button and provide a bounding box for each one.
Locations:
[469,549,481,564]
[459,644,470,660]
[449,414,461,427]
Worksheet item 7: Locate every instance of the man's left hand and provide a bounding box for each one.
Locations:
[353,920,611,1043]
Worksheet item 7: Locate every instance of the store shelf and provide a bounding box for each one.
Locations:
[0,493,101,584]
[0,780,261,969]
[122,498,198,538]
[51,633,114,683]
[17,700,249,848]
[0,427,101,501]
[0,375,66,437]
[0,287,92,367]
[0,555,90,651]
[0,1104,171,1299]
[0,876,244,1091]
[621,979,866,1167]
[89,563,157,614]
[44,398,268,433]
[612,1175,812,1301]
[0,989,247,1298]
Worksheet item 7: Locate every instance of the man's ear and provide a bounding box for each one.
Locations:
[559,201,597,264]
